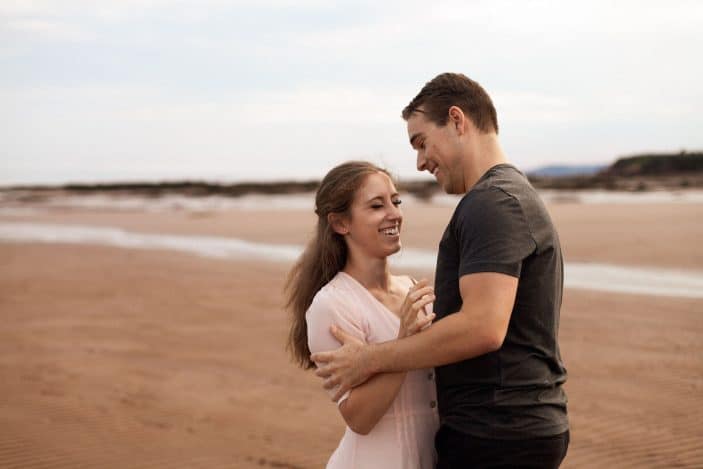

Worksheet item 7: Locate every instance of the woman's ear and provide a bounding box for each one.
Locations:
[328,213,349,235]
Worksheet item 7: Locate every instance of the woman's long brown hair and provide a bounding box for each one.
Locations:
[285,161,390,369]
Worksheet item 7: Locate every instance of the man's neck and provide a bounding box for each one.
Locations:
[463,133,508,191]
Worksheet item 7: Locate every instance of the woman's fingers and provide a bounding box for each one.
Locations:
[401,295,436,335]
[398,279,435,338]
[323,376,340,390]
[407,312,436,334]
[415,312,436,330]
[403,279,430,302]
[408,293,435,315]
[401,288,434,319]
[406,286,434,303]
[416,293,435,308]
[413,311,437,332]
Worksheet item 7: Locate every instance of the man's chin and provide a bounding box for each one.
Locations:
[435,176,451,194]
[442,182,461,195]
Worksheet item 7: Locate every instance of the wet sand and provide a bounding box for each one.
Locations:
[2,200,702,269]
[0,201,702,468]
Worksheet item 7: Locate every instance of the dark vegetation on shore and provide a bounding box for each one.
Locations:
[2,152,702,201]
[527,151,703,192]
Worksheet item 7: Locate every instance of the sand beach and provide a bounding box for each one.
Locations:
[1,193,702,468]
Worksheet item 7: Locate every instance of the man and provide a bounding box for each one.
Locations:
[312,73,569,468]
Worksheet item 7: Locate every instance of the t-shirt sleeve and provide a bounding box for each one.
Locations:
[455,187,537,278]
[306,289,367,406]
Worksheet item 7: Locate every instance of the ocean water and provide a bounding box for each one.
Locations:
[433,190,703,206]
[1,189,702,216]
[1,221,701,299]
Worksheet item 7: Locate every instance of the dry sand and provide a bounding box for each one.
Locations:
[0,201,702,468]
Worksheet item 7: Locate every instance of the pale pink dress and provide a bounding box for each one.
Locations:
[306,271,439,469]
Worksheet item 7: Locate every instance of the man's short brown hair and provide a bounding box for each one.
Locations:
[402,73,498,134]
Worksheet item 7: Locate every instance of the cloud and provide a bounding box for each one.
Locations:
[1,1,702,184]
[4,18,95,41]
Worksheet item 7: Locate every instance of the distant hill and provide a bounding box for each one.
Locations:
[527,164,606,178]
[528,152,703,179]
[527,150,703,190]
[605,151,703,176]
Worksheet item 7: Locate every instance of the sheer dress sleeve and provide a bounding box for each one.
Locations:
[306,288,368,406]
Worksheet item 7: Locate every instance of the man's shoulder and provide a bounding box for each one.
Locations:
[480,163,530,191]
[456,180,522,214]
[462,165,539,208]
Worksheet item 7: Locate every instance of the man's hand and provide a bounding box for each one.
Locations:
[311,325,373,402]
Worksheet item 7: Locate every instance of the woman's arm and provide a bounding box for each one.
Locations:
[337,372,406,435]
[335,280,435,435]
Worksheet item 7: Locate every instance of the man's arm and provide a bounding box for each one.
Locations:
[312,271,517,401]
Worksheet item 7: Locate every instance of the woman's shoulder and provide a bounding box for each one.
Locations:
[306,273,353,317]
[310,272,345,303]
[305,273,369,340]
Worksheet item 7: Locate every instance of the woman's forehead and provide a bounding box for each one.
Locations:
[354,172,397,201]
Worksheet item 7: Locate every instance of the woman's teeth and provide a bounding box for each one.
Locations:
[381,226,399,236]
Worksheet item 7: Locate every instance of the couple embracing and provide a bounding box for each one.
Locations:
[286,73,569,469]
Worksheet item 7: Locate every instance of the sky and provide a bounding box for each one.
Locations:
[1,0,702,185]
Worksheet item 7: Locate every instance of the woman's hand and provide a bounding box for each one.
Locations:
[398,278,436,339]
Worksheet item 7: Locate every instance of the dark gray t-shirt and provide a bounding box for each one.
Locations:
[434,164,568,439]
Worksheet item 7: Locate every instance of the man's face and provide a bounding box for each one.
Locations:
[406,109,465,194]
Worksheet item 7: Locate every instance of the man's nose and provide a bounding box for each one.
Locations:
[416,151,426,171]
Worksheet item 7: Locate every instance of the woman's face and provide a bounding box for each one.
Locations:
[342,172,403,259]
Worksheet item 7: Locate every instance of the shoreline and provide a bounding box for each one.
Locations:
[1,198,701,270]
[2,223,702,299]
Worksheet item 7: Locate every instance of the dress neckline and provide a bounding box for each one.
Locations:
[337,271,403,323]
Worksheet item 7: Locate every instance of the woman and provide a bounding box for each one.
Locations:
[286,161,439,468]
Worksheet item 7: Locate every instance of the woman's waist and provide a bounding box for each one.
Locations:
[381,396,439,421]
[360,407,439,430]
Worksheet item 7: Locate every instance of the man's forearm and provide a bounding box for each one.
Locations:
[315,272,516,400]
[366,310,500,374]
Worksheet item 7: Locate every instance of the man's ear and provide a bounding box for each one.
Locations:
[328,213,349,235]
[448,105,467,135]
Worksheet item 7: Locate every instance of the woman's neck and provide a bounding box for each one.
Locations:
[343,255,392,292]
